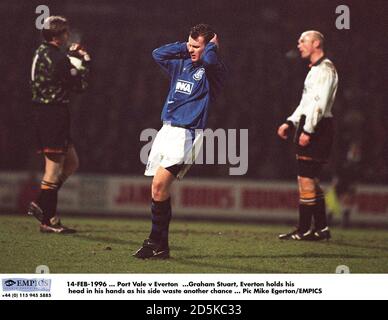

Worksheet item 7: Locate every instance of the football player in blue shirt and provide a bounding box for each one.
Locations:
[133,24,226,259]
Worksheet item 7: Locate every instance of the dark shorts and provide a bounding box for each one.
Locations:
[294,116,333,162]
[165,163,192,180]
[32,103,72,154]
[297,159,323,179]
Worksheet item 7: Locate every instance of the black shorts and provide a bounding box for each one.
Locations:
[165,164,184,178]
[294,116,333,161]
[297,159,323,179]
[32,103,72,154]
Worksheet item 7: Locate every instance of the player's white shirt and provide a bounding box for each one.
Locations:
[287,57,338,133]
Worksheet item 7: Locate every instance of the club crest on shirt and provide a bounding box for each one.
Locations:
[193,68,205,81]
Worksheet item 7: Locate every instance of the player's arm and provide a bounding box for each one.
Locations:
[202,34,227,99]
[31,52,51,87]
[56,44,91,92]
[201,34,221,67]
[277,102,304,140]
[286,102,304,129]
[303,66,337,135]
[152,42,189,75]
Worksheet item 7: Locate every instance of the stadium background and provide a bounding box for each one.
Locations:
[0,0,387,225]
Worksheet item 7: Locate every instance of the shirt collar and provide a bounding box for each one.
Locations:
[310,55,325,68]
[44,41,60,50]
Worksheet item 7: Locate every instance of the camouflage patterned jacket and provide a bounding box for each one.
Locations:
[31,42,90,105]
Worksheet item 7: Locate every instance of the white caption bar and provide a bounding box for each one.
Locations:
[1,274,387,300]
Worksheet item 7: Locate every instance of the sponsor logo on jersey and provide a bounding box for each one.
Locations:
[193,68,205,81]
[175,80,194,95]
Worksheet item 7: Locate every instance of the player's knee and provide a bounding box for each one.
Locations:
[44,153,64,182]
[298,176,325,206]
[298,176,316,197]
[152,180,168,201]
[65,151,80,175]
[43,168,63,184]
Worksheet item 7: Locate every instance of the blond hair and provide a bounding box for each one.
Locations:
[302,30,325,49]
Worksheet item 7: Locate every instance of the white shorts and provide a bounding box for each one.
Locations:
[144,124,203,180]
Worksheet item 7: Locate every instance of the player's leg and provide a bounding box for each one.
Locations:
[59,145,79,186]
[281,119,333,240]
[134,125,198,258]
[37,148,78,233]
[42,146,79,232]
[152,166,176,200]
[293,159,330,240]
[279,160,326,240]
[28,152,64,227]
[28,105,76,233]
[297,175,318,236]
[279,174,315,240]
[42,153,64,222]
[134,166,175,259]
[307,120,332,239]
[312,177,331,240]
[149,166,175,244]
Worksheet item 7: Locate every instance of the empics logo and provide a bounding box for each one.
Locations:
[2,278,51,292]
[175,80,193,95]
[4,280,16,287]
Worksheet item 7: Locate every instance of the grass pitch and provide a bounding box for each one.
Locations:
[1,214,388,273]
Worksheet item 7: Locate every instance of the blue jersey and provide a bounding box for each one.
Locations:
[152,42,226,130]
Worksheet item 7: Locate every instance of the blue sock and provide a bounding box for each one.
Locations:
[149,198,171,247]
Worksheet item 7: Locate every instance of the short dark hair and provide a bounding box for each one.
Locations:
[189,24,215,43]
[41,16,69,41]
